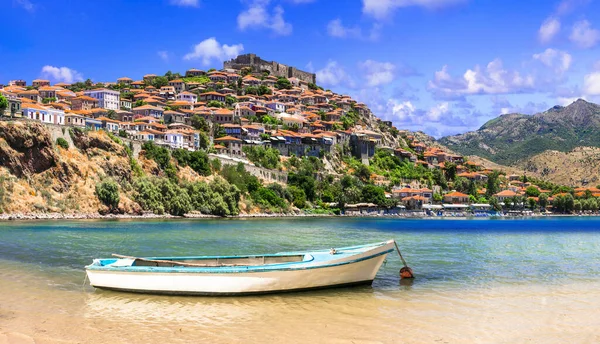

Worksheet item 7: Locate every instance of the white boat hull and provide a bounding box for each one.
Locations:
[87,253,388,295]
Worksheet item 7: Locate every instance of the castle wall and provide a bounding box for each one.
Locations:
[224,54,316,84]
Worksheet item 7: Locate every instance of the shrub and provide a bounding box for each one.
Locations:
[56,138,69,149]
[96,179,120,210]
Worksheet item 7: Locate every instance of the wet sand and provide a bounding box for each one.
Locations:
[1,265,599,343]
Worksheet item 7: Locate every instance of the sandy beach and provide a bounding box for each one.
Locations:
[1,267,599,344]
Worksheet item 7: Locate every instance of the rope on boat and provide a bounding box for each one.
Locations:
[393,240,414,279]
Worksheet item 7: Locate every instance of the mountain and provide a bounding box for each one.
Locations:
[439,99,600,165]
[516,147,600,187]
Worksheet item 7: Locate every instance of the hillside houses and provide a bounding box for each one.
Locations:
[2,66,468,170]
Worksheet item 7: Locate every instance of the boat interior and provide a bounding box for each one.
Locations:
[128,255,308,268]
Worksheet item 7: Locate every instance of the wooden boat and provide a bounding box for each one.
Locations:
[85,240,396,296]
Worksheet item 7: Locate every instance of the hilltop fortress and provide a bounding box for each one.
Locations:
[224,54,316,84]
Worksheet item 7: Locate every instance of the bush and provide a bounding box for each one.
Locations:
[96,179,120,210]
[56,137,69,149]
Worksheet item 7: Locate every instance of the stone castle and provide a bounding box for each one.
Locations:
[224,54,316,84]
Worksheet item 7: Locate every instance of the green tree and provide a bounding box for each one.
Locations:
[538,193,549,209]
[275,77,292,90]
[525,186,540,197]
[467,180,478,197]
[453,177,469,193]
[361,184,387,206]
[444,162,457,181]
[489,196,502,211]
[0,94,8,117]
[485,171,501,198]
[528,197,537,210]
[56,138,69,149]
[134,99,147,107]
[151,76,169,88]
[207,100,224,108]
[96,179,120,211]
[573,200,583,212]
[354,164,371,183]
[225,95,238,106]
[190,115,210,132]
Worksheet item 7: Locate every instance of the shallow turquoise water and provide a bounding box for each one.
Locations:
[1,217,599,292]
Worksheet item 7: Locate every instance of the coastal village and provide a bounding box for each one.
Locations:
[1,54,599,217]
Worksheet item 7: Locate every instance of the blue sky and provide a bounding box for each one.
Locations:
[2,0,600,137]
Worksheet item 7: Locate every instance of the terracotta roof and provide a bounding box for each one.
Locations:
[445,191,469,198]
[214,135,242,142]
[495,190,517,197]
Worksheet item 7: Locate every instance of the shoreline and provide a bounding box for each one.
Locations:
[0,211,597,221]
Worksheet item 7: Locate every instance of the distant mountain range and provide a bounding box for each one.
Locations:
[439,99,600,166]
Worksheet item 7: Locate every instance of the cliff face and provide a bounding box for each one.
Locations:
[0,122,141,214]
[0,121,58,177]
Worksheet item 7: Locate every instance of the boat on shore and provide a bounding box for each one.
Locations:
[85,240,396,296]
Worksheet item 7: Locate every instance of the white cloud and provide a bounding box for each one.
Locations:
[388,100,416,121]
[183,37,244,65]
[285,0,315,3]
[558,96,586,105]
[315,60,354,87]
[40,66,83,83]
[14,0,35,12]
[157,51,170,62]
[583,72,600,95]
[532,48,572,74]
[427,102,449,121]
[362,0,466,20]
[569,20,600,48]
[169,0,199,7]
[538,17,561,43]
[428,59,536,98]
[556,0,590,15]
[359,60,396,87]
[237,1,292,36]
[326,19,380,40]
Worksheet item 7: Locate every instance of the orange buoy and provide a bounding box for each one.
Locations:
[400,266,414,279]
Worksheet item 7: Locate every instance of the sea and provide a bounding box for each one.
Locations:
[0,217,599,343]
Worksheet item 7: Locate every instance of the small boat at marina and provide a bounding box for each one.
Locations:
[85,240,397,296]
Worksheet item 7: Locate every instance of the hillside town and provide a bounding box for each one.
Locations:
[1,54,599,217]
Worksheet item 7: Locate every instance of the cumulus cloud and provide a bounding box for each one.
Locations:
[532,48,572,74]
[427,59,536,99]
[539,17,561,43]
[183,37,244,65]
[362,0,467,20]
[237,0,292,36]
[569,20,600,48]
[169,0,199,7]
[359,60,396,87]
[40,66,83,83]
[326,19,381,40]
[428,50,575,100]
[583,72,600,95]
[315,60,355,87]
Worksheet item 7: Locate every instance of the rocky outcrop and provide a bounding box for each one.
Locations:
[0,121,58,177]
[69,127,127,156]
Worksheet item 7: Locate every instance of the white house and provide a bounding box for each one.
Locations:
[176,91,197,104]
[164,130,184,149]
[83,89,120,110]
[22,104,65,125]
[266,101,285,113]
